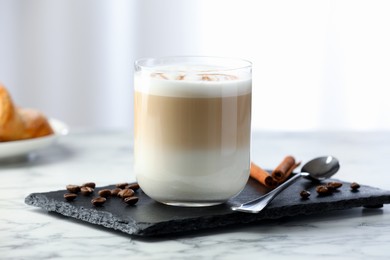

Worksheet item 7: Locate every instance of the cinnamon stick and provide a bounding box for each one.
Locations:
[276,161,301,184]
[250,162,277,189]
[271,156,301,184]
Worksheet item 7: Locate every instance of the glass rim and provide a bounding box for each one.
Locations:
[134,56,252,73]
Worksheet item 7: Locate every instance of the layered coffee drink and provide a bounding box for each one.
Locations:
[134,57,252,206]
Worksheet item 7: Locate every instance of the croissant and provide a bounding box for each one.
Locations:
[0,83,54,142]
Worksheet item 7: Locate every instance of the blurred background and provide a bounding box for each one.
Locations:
[1,0,389,132]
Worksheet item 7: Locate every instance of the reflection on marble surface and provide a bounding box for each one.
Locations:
[1,131,390,259]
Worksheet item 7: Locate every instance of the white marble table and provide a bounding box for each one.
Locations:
[1,130,390,259]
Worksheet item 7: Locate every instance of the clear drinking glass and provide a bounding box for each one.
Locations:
[134,56,252,206]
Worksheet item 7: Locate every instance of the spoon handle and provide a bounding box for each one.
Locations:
[231,172,309,213]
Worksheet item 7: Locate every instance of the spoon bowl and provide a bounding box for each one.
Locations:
[302,155,340,181]
[231,156,340,213]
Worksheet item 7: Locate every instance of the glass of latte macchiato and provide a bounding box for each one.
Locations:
[134,56,252,206]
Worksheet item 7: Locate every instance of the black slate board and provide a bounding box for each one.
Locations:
[25,177,390,237]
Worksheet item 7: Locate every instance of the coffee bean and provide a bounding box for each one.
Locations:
[326,182,343,190]
[64,193,77,201]
[350,182,360,191]
[111,188,122,197]
[316,185,331,195]
[98,189,112,198]
[66,184,80,193]
[118,188,135,198]
[124,196,139,206]
[64,181,141,207]
[80,186,94,196]
[116,183,128,189]
[82,182,96,189]
[125,183,140,191]
[325,182,343,192]
[91,197,106,206]
[300,190,311,199]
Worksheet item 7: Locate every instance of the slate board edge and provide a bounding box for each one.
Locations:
[139,194,390,236]
[24,193,153,236]
[25,191,390,237]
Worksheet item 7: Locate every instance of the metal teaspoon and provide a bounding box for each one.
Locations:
[231,156,340,213]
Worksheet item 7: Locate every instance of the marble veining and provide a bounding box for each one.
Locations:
[1,131,390,259]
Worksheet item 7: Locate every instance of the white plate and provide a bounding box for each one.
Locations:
[0,118,69,159]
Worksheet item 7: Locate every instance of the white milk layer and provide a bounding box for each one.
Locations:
[135,147,250,203]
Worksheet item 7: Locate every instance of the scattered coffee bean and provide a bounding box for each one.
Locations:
[66,184,80,193]
[350,182,360,191]
[316,185,331,195]
[98,189,112,198]
[64,193,77,201]
[326,181,343,191]
[124,196,139,206]
[82,182,96,189]
[91,197,106,206]
[125,183,140,191]
[118,188,135,198]
[325,182,343,192]
[111,188,122,197]
[80,186,94,196]
[300,190,311,199]
[65,181,141,207]
[116,183,128,189]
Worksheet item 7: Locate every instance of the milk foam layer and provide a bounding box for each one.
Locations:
[134,68,251,98]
